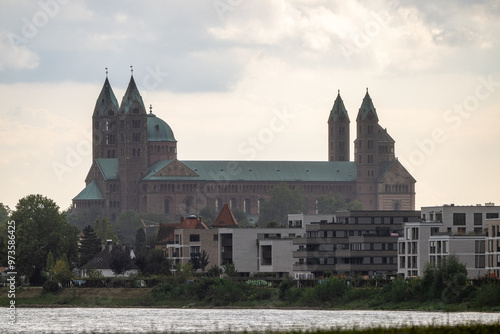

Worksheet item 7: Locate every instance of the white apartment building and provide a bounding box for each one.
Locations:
[485,218,500,278]
[398,204,500,278]
[219,227,306,277]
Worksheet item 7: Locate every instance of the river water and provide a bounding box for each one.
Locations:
[1,308,499,333]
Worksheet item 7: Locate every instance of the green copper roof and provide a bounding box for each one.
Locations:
[357,90,379,121]
[147,113,176,142]
[93,78,119,116]
[73,180,104,201]
[329,91,350,123]
[95,158,118,180]
[143,160,356,182]
[119,76,146,114]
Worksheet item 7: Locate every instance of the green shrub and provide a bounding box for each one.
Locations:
[422,255,470,303]
[42,280,61,293]
[300,277,350,306]
[151,280,174,299]
[380,277,422,303]
[472,282,500,308]
[278,277,295,300]
[206,279,249,306]
[248,287,274,301]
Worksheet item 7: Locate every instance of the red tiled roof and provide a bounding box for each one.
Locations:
[212,204,239,228]
[178,216,209,230]
[156,223,179,243]
[156,216,208,244]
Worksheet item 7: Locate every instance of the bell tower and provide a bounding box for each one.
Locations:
[328,90,350,162]
[354,89,379,210]
[92,69,120,160]
[117,68,149,212]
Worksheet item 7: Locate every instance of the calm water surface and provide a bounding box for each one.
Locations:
[1,308,499,333]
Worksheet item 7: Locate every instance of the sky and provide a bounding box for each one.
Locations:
[1,0,499,212]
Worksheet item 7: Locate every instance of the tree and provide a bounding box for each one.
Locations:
[110,249,134,276]
[222,262,238,277]
[257,183,305,226]
[115,210,142,245]
[45,251,55,276]
[232,208,250,226]
[0,203,10,223]
[347,200,364,211]
[136,249,171,276]
[199,206,216,225]
[422,254,469,303]
[53,257,73,282]
[94,217,119,243]
[207,265,222,277]
[7,194,79,285]
[190,249,210,271]
[135,228,148,258]
[78,225,102,267]
[316,193,364,214]
[64,206,104,232]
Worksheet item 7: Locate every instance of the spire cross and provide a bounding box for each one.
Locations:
[105,67,108,77]
[130,65,133,76]
[149,104,153,114]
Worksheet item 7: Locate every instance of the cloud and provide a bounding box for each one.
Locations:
[0,31,40,70]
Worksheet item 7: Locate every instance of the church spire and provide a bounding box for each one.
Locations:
[93,73,119,117]
[328,89,350,162]
[119,69,146,114]
[357,88,378,121]
[329,89,350,123]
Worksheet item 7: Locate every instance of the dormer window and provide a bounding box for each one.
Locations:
[108,109,114,116]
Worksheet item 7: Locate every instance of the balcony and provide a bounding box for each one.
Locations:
[221,251,233,260]
[221,239,233,247]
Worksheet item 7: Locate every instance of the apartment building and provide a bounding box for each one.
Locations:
[485,218,500,277]
[398,204,500,278]
[219,227,306,277]
[293,210,420,278]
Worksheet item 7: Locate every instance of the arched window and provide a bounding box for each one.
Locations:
[230,198,237,209]
[394,201,401,211]
[215,198,222,213]
[244,198,251,215]
[164,198,170,214]
[257,198,265,214]
[185,198,191,215]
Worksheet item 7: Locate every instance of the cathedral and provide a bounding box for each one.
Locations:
[73,73,416,221]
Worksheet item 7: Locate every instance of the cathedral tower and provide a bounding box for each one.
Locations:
[118,73,149,212]
[354,89,379,209]
[92,76,120,160]
[328,90,350,162]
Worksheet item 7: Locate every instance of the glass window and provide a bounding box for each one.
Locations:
[453,213,466,225]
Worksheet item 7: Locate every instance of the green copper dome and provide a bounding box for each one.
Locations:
[147,113,176,142]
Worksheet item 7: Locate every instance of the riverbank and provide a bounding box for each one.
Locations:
[1,285,499,312]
